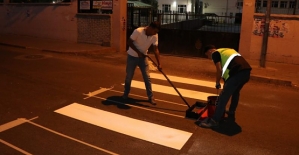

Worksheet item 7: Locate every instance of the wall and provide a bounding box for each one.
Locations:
[0,3,78,42]
[250,14,299,64]
[77,14,111,45]
[240,0,299,65]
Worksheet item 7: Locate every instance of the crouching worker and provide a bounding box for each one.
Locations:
[199,45,252,128]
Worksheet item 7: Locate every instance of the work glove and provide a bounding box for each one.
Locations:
[215,83,221,89]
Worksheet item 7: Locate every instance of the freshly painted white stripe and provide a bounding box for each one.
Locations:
[0,139,32,155]
[108,89,187,107]
[55,103,192,150]
[127,80,216,101]
[22,118,118,155]
[150,73,222,88]
[90,95,185,118]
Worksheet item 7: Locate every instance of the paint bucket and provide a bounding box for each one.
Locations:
[207,96,224,119]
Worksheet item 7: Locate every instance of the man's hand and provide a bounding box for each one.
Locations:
[215,83,221,89]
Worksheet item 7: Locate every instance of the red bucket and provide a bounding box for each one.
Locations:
[207,96,225,118]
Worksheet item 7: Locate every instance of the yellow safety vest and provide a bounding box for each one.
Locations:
[217,48,241,81]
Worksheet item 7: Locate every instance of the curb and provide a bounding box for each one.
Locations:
[0,42,294,87]
[250,75,292,86]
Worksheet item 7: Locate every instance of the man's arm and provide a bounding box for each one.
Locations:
[153,45,162,70]
[127,38,144,57]
[215,62,222,84]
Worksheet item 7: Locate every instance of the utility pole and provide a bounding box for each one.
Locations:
[260,0,272,67]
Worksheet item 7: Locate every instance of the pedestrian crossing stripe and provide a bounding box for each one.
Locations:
[126,80,216,101]
[150,72,219,88]
[55,103,192,150]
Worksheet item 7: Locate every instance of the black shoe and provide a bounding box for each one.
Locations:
[149,98,157,105]
[122,95,128,100]
[199,117,219,128]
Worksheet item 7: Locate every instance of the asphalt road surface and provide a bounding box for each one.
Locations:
[0,46,299,155]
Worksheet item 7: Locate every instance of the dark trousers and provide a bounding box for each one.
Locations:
[212,70,251,122]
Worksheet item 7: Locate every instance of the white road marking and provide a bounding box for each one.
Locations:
[0,139,32,155]
[22,118,118,155]
[90,95,185,118]
[0,117,38,132]
[150,73,223,88]
[107,89,187,107]
[55,103,192,150]
[83,87,113,99]
[126,80,216,101]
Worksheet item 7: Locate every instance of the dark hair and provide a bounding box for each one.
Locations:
[204,44,216,53]
[149,21,161,31]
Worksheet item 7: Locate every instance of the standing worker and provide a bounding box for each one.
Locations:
[123,21,162,105]
[199,45,252,128]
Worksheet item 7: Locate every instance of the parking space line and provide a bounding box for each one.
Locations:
[0,139,32,155]
[55,103,192,150]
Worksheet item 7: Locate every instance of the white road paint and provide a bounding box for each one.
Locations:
[0,139,32,155]
[126,80,216,101]
[90,95,185,118]
[150,72,223,88]
[1,117,118,155]
[83,87,113,99]
[55,103,192,150]
[108,89,187,107]
[0,117,38,132]
[24,119,119,155]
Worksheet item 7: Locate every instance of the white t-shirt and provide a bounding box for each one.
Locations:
[127,27,158,57]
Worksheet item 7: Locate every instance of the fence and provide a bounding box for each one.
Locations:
[127,8,241,33]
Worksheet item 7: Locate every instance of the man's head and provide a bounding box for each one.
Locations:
[146,21,161,36]
[204,44,216,59]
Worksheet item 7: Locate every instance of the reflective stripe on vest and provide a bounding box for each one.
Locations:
[221,53,241,77]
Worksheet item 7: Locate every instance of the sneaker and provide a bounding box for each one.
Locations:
[199,117,219,128]
[149,98,157,105]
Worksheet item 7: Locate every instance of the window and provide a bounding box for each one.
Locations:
[280,1,288,8]
[262,0,267,7]
[162,4,171,12]
[271,1,278,8]
[237,0,243,7]
[255,0,262,7]
[289,1,295,8]
[177,5,186,13]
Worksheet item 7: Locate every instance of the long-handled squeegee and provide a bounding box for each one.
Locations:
[147,55,206,119]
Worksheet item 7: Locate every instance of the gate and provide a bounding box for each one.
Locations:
[127,7,241,58]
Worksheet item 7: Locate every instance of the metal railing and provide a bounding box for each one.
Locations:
[127,8,241,33]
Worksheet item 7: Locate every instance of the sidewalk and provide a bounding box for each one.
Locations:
[0,33,298,87]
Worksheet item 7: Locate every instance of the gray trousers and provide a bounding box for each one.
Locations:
[212,70,251,122]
